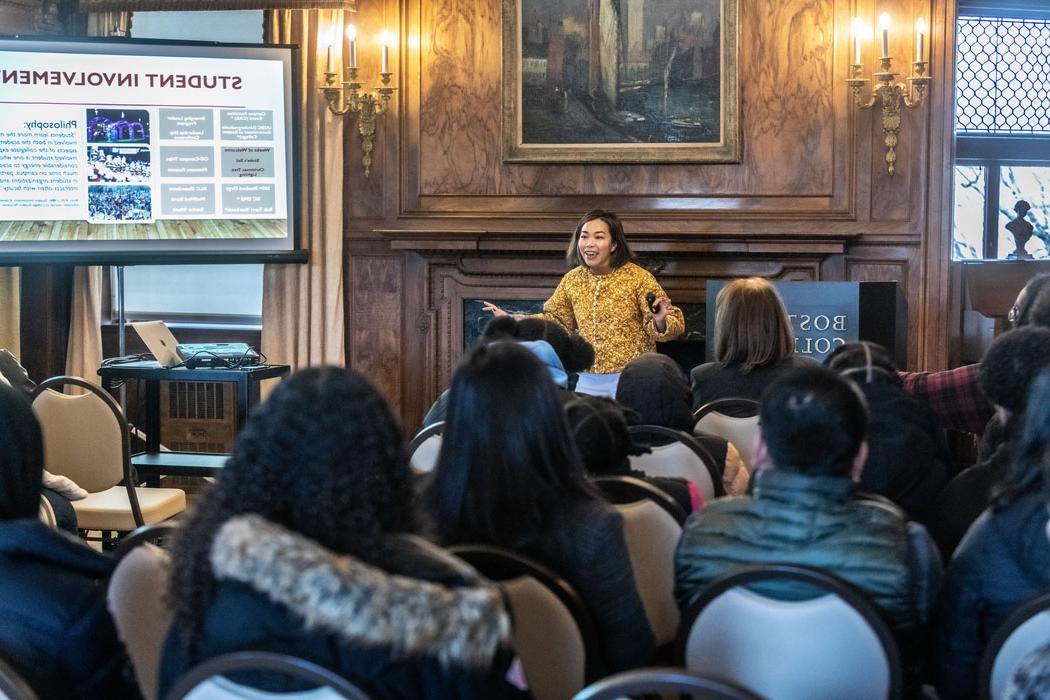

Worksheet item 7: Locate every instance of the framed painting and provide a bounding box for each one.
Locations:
[502,0,740,163]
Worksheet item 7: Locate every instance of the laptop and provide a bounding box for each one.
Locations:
[131,321,181,367]
[131,321,260,368]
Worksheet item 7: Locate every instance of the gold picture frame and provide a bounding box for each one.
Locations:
[502,0,740,163]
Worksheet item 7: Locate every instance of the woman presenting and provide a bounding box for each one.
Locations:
[484,209,684,397]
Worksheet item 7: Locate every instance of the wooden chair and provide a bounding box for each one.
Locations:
[30,376,185,548]
[450,544,602,700]
[627,425,724,501]
[678,564,902,700]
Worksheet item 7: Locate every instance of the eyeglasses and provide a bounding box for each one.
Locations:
[1009,304,1020,326]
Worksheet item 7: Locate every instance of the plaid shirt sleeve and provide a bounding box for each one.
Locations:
[899,364,994,435]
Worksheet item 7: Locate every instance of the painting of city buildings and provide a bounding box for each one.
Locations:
[503,0,740,162]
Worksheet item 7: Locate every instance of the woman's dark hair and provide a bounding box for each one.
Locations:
[824,341,902,387]
[0,384,44,521]
[759,365,869,477]
[168,367,415,645]
[615,352,694,433]
[979,327,1050,414]
[481,316,595,373]
[565,395,648,476]
[428,342,597,546]
[565,209,634,269]
[996,369,1050,509]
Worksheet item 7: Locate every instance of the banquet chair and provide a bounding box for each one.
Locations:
[693,398,761,470]
[0,656,38,700]
[30,376,185,547]
[406,421,443,475]
[572,667,762,700]
[627,425,724,501]
[979,592,1050,700]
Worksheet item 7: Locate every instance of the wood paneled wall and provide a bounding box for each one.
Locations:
[354,0,953,429]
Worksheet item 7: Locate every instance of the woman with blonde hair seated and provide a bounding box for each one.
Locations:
[690,277,816,414]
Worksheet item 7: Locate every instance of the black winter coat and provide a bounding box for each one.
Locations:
[0,520,138,700]
[158,515,526,700]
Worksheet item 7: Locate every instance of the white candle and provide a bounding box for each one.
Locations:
[326,44,333,73]
[346,24,357,69]
[879,13,891,58]
[916,17,926,62]
[852,17,863,65]
[380,30,392,73]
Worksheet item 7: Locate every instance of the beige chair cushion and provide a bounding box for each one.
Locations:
[107,544,173,700]
[502,576,585,700]
[694,413,760,470]
[630,442,717,501]
[616,500,682,646]
[33,389,125,492]
[73,486,186,532]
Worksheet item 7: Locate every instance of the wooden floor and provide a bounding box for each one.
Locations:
[0,219,286,241]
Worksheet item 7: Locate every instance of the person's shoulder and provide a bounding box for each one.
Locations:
[690,361,719,380]
[619,262,657,282]
[787,354,821,368]
[682,496,755,529]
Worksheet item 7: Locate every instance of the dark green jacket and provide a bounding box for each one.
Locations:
[674,468,916,630]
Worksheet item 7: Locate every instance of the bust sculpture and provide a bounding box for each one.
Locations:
[1006,200,1034,259]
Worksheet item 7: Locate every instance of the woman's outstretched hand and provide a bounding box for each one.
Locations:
[481,301,508,317]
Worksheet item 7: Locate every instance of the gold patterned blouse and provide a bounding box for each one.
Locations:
[537,262,685,374]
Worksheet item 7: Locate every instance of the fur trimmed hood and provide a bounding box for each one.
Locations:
[209,515,510,669]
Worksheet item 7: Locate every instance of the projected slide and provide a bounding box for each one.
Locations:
[0,41,293,248]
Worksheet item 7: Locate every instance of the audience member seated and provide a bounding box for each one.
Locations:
[825,341,950,523]
[0,383,139,700]
[421,315,594,426]
[934,369,1050,700]
[689,277,817,414]
[565,394,700,514]
[674,365,939,636]
[899,272,1050,438]
[158,368,524,700]
[428,342,655,673]
[931,327,1050,557]
[0,349,78,532]
[616,353,748,495]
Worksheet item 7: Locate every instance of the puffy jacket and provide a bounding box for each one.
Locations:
[934,492,1050,700]
[674,468,916,630]
[0,520,138,699]
[158,515,526,700]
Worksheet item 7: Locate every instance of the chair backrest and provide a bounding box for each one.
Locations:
[163,651,374,700]
[679,564,902,700]
[572,667,763,700]
[108,542,173,700]
[0,656,39,700]
[37,496,56,529]
[115,522,181,562]
[30,376,129,493]
[627,425,724,500]
[406,422,443,474]
[592,477,684,646]
[979,593,1050,700]
[693,399,760,471]
[449,544,601,700]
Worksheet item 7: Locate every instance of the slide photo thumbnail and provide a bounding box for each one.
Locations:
[87,146,151,183]
[86,108,150,144]
[88,185,152,222]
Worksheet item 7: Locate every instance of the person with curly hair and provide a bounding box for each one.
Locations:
[158,367,524,699]
[428,342,655,673]
[0,383,138,700]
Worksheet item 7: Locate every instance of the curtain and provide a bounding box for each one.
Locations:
[64,12,131,385]
[0,269,19,356]
[261,9,346,372]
